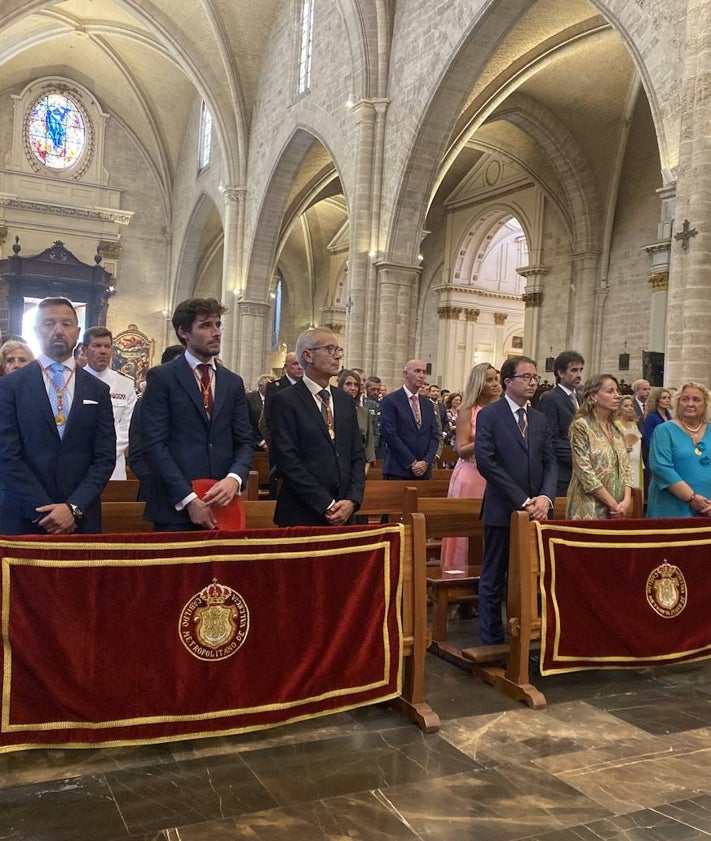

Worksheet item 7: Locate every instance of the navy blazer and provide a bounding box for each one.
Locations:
[269,380,365,526]
[380,388,440,478]
[538,385,576,491]
[474,397,557,527]
[141,355,254,525]
[0,361,116,534]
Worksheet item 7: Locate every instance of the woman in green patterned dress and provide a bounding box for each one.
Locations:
[566,374,634,519]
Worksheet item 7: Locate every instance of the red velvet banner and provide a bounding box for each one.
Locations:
[537,519,711,675]
[0,525,403,752]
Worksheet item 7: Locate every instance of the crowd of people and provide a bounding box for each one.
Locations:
[2,296,710,648]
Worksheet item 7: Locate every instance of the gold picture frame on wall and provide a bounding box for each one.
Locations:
[112,323,154,384]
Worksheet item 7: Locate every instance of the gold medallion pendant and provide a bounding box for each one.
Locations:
[55,413,65,426]
[329,428,335,439]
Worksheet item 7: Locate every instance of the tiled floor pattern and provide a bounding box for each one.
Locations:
[4,618,711,840]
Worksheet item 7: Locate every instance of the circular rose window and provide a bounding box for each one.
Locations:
[27,93,87,170]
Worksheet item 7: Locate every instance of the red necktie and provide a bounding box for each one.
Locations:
[198,364,214,418]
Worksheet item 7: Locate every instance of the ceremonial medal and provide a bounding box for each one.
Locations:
[55,412,66,426]
[696,447,702,456]
[329,428,335,439]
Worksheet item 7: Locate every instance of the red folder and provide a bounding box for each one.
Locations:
[191,479,245,530]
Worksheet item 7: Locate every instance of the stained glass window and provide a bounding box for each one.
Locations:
[27,93,86,170]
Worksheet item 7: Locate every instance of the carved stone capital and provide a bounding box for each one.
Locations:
[464,308,480,322]
[648,271,669,291]
[494,312,508,326]
[98,239,122,260]
[522,291,543,308]
[437,305,462,320]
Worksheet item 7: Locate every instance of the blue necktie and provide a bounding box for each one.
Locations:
[49,362,68,438]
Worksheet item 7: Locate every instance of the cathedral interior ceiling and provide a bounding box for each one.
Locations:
[1,0,283,190]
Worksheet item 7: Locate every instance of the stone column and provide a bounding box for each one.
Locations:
[220,186,246,370]
[436,305,463,387]
[665,2,711,385]
[345,99,388,369]
[642,183,675,360]
[516,265,548,361]
[373,261,421,386]
[493,312,508,367]
[235,301,270,389]
[463,308,480,380]
[569,252,599,365]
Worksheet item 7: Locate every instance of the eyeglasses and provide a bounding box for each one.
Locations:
[510,374,541,384]
[308,345,344,356]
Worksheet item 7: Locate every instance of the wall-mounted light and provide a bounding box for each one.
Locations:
[345,94,355,109]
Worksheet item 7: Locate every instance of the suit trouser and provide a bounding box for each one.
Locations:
[478,524,510,645]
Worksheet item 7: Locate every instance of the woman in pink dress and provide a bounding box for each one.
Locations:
[440,363,501,573]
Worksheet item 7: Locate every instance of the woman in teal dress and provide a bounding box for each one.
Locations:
[566,374,633,519]
[647,382,711,518]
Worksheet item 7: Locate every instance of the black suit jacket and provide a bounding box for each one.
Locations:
[538,385,576,494]
[269,380,365,525]
[474,397,557,528]
[246,391,265,447]
[0,361,116,534]
[141,355,254,525]
[259,374,293,443]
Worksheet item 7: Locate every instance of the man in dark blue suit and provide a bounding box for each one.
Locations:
[140,298,254,531]
[474,356,557,645]
[270,328,365,526]
[380,359,440,480]
[538,350,584,498]
[0,297,116,534]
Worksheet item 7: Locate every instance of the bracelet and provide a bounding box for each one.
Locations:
[688,493,696,505]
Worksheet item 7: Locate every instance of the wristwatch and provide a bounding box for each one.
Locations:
[67,503,84,521]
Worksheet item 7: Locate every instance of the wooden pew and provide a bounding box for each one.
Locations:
[438,445,458,466]
[101,479,140,502]
[101,501,150,533]
[395,514,441,732]
[251,450,271,496]
[367,466,452,482]
[101,499,276,532]
[460,487,644,708]
[243,499,277,528]
[360,477,450,522]
[403,491,483,662]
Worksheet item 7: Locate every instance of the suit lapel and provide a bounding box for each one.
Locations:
[30,362,59,436]
[211,365,229,421]
[295,381,334,446]
[504,400,529,453]
[175,357,209,424]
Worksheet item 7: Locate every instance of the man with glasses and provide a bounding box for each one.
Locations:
[380,358,441,480]
[269,327,365,526]
[474,355,557,646]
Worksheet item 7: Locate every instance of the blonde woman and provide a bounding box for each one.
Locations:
[619,395,643,493]
[642,387,672,446]
[0,340,34,376]
[647,382,711,517]
[440,363,501,572]
[566,374,633,519]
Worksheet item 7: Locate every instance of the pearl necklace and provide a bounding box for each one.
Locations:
[680,419,704,435]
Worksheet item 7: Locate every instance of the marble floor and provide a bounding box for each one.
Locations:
[5,615,711,840]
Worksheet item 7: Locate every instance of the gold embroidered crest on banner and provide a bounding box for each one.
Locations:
[179,579,250,660]
[646,560,687,618]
